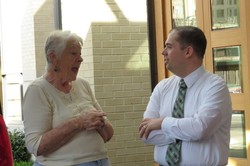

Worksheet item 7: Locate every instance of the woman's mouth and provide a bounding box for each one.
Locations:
[72,67,79,73]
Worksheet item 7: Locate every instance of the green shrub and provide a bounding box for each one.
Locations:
[8,129,31,162]
[15,161,33,166]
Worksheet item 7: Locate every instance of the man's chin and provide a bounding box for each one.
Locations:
[165,64,170,69]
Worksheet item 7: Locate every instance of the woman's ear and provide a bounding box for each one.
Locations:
[48,52,57,65]
[48,52,60,72]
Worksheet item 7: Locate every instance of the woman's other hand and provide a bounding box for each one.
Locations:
[77,110,107,130]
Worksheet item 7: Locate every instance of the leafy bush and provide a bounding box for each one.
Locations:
[8,129,31,162]
[15,161,33,166]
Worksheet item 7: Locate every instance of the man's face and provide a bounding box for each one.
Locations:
[162,31,187,75]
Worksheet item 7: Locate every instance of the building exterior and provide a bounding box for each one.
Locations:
[0,0,154,165]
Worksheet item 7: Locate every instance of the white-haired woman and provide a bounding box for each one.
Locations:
[23,30,113,166]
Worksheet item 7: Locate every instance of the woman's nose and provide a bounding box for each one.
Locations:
[79,56,83,62]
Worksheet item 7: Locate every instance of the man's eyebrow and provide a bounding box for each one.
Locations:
[164,43,172,47]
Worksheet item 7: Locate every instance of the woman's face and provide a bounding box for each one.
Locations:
[56,39,83,82]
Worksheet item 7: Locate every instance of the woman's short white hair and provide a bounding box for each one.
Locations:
[44,30,83,70]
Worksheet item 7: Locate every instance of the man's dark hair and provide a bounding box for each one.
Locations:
[170,26,207,59]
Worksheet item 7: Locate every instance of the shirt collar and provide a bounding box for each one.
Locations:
[182,65,205,88]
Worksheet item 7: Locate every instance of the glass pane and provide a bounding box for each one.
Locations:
[230,111,246,158]
[211,0,240,30]
[172,0,196,27]
[213,46,242,93]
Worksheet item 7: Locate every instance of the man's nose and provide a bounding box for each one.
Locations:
[162,48,167,56]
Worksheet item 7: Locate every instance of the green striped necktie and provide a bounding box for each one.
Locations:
[165,79,187,165]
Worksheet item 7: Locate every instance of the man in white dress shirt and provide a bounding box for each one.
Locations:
[139,26,232,166]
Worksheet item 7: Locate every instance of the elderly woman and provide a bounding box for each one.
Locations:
[23,30,114,166]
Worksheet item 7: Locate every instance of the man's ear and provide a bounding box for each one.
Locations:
[185,46,194,58]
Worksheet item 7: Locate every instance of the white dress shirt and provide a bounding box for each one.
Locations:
[143,66,232,166]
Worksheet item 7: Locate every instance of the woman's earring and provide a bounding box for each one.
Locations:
[54,66,59,72]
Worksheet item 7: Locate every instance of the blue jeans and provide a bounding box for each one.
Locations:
[33,158,111,166]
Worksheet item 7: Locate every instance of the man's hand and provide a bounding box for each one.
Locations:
[139,117,164,139]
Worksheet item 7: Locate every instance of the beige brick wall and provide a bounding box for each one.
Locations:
[79,2,154,165]
[22,0,55,91]
[33,0,55,77]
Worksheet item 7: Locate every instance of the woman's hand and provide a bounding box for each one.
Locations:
[77,110,107,130]
[96,118,114,143]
